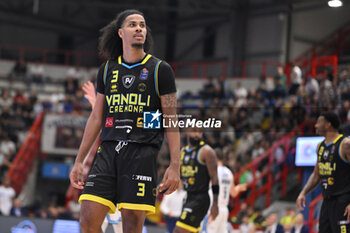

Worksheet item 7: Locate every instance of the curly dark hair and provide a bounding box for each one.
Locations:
[320,111,340,130]
[98,9,153,60]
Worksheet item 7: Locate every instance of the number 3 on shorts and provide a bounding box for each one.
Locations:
[137,183,145,197]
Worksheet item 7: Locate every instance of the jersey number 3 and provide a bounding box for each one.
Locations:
[137,183,145,197]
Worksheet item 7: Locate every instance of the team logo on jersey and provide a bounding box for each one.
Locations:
[143,110,161,129]
[138,83,147,92]
[122,75,135,88]
[140,68,148,80]
[323,150,329,160]
[105,117,114,127]
[184,155,190,164]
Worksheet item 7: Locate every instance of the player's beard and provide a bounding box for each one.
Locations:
[132,43,144,49]
[189,137,201,147]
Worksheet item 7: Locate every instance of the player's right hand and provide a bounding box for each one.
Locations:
[82,81,96,108]
[208,203,219,224]
[296,193,306,210]
[69,162,85,189]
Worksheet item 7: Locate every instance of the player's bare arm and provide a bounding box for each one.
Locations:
[201,146,219,220]
[340,137,350,162]
[159,92,180,195]
[296,161,321,210]
[230,179,247,198]
[69,93,105,189]
[341,138,350,222]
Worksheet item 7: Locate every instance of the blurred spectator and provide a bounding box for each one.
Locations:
[239,214,255,233]
[0,137,12,177]
[338,70,350,101]
[0,177,16,216]
[33,99,44,117]
[64,77,78,95]
[13,89,27,109]
[234,82,248,107]
[273,66,286,98]
[265,212,284,233]
[0,134,16,161]
[29,61,44,84]
[291,213,309,233]
[160,181,186,233]
[10,197,28,217]
[289,64,302,95]
[280,208,296,232]
[304,76,319,97]
[0,89,13,109]
[200,76,216,99]
[9,59,27,82]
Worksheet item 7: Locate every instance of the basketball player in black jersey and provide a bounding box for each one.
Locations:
[173,128,219,233]
[69,9,180,233]
[296,112,350,233]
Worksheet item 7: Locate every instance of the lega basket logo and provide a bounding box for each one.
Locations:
[122,75,135,88]
[140,68,148,80]
[143,110,161,129]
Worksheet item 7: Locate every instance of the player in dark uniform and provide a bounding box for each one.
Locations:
[297,112,350,233]
[173,128,219,233]
[69,9,180,233]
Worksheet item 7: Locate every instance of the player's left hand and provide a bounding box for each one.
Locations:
[208,203,219,224]
[159,163,180,195]
[344,203,350,222]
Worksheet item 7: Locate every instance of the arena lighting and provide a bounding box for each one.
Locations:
[328,0,343,7]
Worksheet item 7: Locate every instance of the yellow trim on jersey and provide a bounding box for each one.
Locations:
[103,60,110,85]
[79,194,116,214]
[141,54,152,64]
[118,56,122,64]
[176,221,201,232]
[197,145,206,165]
[154,61,161,96]
[118,203,155,215]
[333,134,343,144]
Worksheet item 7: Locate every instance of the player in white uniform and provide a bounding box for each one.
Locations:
[204,148,247,233]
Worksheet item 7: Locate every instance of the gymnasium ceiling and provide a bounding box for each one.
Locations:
[0,0,348,37]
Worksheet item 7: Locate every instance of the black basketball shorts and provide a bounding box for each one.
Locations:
[79,141,159,215]
[319,194,350,233]
[176,192,210,232]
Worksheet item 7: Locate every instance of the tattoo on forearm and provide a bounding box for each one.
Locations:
[162,94,176,108]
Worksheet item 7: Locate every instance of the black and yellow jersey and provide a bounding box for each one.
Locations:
[96,54,176,148]
[180,141,210,193]
[317,134,350,198]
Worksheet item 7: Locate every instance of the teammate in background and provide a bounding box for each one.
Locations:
[296,112,350,233]
[204,148,247,233]
[70,9,180,233]
[173,129,219,233]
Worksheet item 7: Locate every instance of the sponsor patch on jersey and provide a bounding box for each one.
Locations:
[111,84,118,93]
[137,117,143,128]
[138,83,147,92]
[122,75,135,88]
[143,110,161,129]
[105,117,114,127]
[140,68,148,80]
